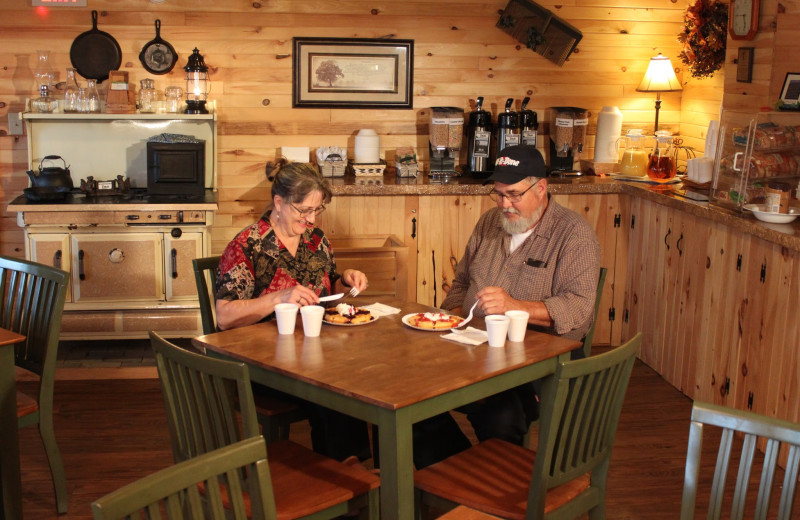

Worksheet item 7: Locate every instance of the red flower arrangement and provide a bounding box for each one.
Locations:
[678,0,728,79]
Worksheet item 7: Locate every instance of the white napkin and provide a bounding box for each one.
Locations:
[362,302,402,317]
[441,327,488,346]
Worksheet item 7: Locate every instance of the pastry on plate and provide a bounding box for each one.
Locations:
[323,303,374,325]
[408,312,461,329]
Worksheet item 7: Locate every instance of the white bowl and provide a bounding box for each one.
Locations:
[743,204,800,224]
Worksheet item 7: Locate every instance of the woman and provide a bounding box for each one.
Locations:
[215,160,371,462]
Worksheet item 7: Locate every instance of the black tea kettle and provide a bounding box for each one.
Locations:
[27,155,73,190]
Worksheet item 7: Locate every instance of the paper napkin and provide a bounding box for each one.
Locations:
[362,302,402,317]
[441,327,488,346]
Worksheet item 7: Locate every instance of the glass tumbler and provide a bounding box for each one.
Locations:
[164,86,183,113]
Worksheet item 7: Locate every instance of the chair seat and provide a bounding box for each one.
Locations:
[16,390,39,417]
[212,439,380,519]
[414,438,590,520]
[437,505,503,519]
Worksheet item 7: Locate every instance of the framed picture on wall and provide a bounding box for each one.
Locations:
[292,37,414,109]
[779,72,800,109]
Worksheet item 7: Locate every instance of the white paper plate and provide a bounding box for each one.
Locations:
[401,313,461,331]
[743,204,800,224]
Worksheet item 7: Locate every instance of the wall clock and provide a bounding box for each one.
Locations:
[729,0,759,40]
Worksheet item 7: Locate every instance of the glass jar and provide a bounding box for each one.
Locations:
[618,129,649,177]
[138,79,157,113]
[164,86,183,113]
[647,130,676,181]
[31,84,58,113]
[63,68,81,113]
[34,50,54,93]
[79,79,101,113]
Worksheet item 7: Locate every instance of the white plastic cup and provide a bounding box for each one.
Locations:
[300,305,325,337]
[505,310,530,342]
[485,315,511,347]
[274,303,299,335]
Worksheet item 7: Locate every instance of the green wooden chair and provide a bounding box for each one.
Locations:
[0,255,70,514]
[192,255,307,443]
[581,266,608,358]
[414,332,642,520]
[679,401,800,520]
[91,437,276,520]
[150,331,380,519]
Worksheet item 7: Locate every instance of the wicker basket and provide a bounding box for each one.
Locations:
[319,159,347,177]
[395,161,419,178]
[352,160,387,176]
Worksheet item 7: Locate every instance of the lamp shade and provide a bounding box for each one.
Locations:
[636,53,682,93]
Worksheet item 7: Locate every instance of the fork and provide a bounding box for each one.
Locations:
[453,300,479,329]
[347,286,360,298]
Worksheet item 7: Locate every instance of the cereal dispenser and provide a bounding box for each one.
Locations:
[429,106,464,176]
[548,106,587,175]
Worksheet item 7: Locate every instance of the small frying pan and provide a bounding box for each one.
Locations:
[69,10,122,82]
[139,20,178,75]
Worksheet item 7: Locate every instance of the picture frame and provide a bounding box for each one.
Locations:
[292,37,414,109]
[779,72,800,107]
[736,47,754,83]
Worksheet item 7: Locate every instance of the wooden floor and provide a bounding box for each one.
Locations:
[16,355,798,519]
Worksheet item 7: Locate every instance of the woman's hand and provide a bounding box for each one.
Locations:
[277,285,320,307]
[341,269,368,293]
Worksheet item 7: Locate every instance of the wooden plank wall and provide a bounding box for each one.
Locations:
[0,0,724,257]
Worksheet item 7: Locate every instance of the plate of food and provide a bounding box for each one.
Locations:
[743,204,800,224]
[402,312,462,331]
[323,303,377,326]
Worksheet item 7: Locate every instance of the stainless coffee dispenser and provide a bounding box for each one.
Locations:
[465,96,493,178]
[494,98,520,157]
[519,97,538,147]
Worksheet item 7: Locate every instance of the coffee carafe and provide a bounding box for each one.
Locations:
[494,98,520,156]
[519,96,538,147]
[465,96,493,178]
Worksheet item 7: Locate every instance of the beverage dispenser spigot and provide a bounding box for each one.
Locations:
[466,96,493,178]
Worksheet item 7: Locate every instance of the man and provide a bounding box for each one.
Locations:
[413,145,600,466]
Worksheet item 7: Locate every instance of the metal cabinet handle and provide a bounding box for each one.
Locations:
[676,233,683,256]
[664,228,671,250]
[171,248,178,279]
[78,249,85,280]
[411,217,417,239]
[54,250,62,269]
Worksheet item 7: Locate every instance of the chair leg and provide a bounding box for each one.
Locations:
[257,415,290,443]
[38,415,69,513]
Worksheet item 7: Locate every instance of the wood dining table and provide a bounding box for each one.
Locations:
[0,327,26,520]
[192,301,579,520]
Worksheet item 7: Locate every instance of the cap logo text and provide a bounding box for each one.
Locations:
[496,156,520,167]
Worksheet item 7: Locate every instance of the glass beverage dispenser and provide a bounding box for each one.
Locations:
[618,129,649,177]
[647,130,677,181]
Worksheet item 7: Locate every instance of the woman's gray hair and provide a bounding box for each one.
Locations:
[266,159,332,206]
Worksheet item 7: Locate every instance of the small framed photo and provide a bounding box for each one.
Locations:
[736,47,754,83]
[292,37,414,109]
[779,72,800,107]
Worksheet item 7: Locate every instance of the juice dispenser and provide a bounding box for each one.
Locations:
[429,107,464,176]
[465,96,493,178]
[647,130,676,181]
[519,96,538,147]
[618,129,649,177]
[494,98,520,156]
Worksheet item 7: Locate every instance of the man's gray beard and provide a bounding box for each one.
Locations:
[501,206,544,234]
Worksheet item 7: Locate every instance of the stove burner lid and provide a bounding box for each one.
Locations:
[80,175,132,196]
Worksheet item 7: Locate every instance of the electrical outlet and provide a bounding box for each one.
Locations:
[8,113,23,136]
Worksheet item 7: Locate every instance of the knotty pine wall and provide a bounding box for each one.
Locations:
[1,0,725,256]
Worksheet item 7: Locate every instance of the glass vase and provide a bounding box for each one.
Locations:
[80,78,101,113]
[63,68,81,113]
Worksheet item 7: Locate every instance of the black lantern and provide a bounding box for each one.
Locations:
[184,48,209,114]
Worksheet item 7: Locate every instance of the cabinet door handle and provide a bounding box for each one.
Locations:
[54,250,62,269]
[171,248,178,279]
[78,249,85,280]
[676,233,683,256]
[411,217,417,239]
[664,228,671,250]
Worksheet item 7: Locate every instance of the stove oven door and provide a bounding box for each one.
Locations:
[164,231,204,301]
[29,234,72,303]
[71,232,164,306]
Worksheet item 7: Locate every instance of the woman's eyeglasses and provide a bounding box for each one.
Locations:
[290,203,326,217]
[488,179,540,203]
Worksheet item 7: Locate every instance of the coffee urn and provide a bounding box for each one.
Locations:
[519,97,538,147]
[494,98,520,156]
[465,96,493,178]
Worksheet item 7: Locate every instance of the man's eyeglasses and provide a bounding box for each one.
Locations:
[290,203,326,217]
[488,179,540,203]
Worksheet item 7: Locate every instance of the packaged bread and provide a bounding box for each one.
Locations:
[732,123,800,151]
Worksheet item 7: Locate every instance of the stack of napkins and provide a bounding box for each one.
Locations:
[441,327,488,346]
[362,302,401,317]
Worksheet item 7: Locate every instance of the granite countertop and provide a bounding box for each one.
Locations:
[328,173,800,250]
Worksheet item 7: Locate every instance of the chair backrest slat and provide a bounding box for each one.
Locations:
[192,256,221,334]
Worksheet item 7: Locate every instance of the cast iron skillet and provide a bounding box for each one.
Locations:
[139,20,178,75]
[69,10,122,82]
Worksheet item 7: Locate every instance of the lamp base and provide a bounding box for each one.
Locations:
[185,100,208,114]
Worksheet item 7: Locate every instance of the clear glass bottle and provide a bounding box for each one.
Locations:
[79,79,101,113]
[164,86,183,113]
[31,84,58,113]
[138,79,157,113]
[647,130,677,181]
[63,68,81,113]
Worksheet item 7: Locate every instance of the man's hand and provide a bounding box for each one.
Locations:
[475,286,516,315]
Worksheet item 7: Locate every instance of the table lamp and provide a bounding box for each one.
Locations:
[636,53,682,133]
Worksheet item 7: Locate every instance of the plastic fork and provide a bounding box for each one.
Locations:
[453,300,479,329]
[347,286,360,298]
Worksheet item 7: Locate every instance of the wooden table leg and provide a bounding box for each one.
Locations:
[0,343,23,520]
[378,410,415,520]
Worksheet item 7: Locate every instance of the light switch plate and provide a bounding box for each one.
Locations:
[8,113,23,136]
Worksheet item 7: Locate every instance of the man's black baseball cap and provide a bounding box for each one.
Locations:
[483,145,547,185]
